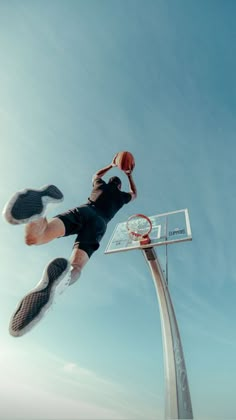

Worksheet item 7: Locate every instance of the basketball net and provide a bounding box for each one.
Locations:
[126,214,152,245]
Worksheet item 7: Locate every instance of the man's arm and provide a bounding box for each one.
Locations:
[92,155,117,183]
[126,171,137,201]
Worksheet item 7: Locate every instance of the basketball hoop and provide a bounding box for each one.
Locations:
[126,214,152,245]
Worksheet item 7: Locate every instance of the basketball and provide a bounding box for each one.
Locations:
[115,151,135,172]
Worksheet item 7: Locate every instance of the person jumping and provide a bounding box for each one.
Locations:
[3,154,137,337]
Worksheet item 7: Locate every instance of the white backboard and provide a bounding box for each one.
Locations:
[105,208,192,254]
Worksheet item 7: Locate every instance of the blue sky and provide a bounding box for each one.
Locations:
[0,1,236,419]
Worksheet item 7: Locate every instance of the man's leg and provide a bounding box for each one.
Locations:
[9,248,89,337]
[69,247,89,285]
[24,217,66,246]
[9,216,71,337]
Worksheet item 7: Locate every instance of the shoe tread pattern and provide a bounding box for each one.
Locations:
[10,258,68,334]
[11,185,63,221]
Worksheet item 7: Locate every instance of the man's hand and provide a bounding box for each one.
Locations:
[124,160,135,174]
[125,169,132,175]
[111,153,118,167]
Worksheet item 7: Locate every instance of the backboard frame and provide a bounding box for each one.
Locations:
[105,208,192,254]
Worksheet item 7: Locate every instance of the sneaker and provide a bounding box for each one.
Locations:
[3,184,64,225]
[9,257,70,337]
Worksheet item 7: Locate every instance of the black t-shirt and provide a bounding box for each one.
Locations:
[87,178,132,221]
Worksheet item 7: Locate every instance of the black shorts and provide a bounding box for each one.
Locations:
[54,204,107,258]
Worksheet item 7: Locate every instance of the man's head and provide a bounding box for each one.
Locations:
[108,176,122,190]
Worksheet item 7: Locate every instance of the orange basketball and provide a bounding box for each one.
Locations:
[115,151,135,172]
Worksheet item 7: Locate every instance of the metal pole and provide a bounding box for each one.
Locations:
[142,247,193,420]
[165,215,169,285]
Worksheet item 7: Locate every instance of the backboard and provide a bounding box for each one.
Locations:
[105,208,192,254]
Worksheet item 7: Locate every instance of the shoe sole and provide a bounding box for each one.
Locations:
[9,257,70,337]
[3,185,64,225]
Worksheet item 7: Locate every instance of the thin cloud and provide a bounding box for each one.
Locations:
[0,344,161,420]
